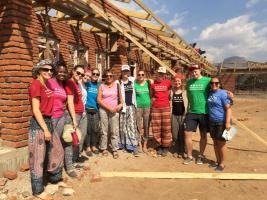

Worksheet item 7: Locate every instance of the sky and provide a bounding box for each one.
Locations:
[108,0,267,63]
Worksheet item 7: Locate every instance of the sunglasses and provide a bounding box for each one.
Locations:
[138,74,145,76]
[76,71,85,77]
[106,74,113,78]
[40,68,53,73]
[92,73,100,76]
[210,82,219,85]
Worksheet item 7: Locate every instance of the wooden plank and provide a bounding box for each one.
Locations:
[139,21,165,31]
[120,8,152,20]
[100,171,267,180]
[114,0,131,3]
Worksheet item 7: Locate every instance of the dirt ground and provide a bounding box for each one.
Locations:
[55,94,267,200]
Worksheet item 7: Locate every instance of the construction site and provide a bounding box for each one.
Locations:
[0,0,267,200]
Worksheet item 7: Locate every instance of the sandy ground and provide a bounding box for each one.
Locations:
[54,95,267,200]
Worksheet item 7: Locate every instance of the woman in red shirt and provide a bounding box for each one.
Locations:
[29,60,64,200]
[65,65,87,165]
[151,67,172,156]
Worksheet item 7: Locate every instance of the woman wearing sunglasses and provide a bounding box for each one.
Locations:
[97,70,123,159]
[29,59,64,200]
[134,70,152,153]
[207,77,232,172]
[65,65,87,165]
[84,68,101,157]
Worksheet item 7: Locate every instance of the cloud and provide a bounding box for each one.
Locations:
[169,11,188,27]
[154,5,169,15]
[197,15,267,62]
[246,0,261,8]
[245,0,267,8]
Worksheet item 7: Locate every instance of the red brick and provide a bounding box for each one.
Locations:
[0,117,29,123]
[2,140,28,148]
[0,71,32,77]
[3,170,18,180]
[1,128,28,136]
[0,178,7,186]
[6,77,32,83]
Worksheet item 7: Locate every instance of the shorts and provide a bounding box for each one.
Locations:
[184,113,209,133]
[209,121,226,141]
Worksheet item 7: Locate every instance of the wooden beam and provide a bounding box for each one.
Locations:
[139,22,165,31]
[88,2,176,76]
[114,0,131,3]
[150,29,175,38]
[100,172,267,180]
[120,8,152,20]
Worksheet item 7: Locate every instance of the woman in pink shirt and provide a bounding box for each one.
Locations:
[47,64,78,178]
[97,70,123,159]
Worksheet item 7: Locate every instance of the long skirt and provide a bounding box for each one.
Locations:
[119,105,139,151]
[28,117,64,195]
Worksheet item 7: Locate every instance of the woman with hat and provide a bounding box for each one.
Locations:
[151,67,172,156]
[118,65,139,156]
[29,59,64,200]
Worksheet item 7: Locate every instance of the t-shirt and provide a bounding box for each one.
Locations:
[79,83,87,106]
[134,81,151,108]
[151,79,171,108]
[85,81,99,111]
[100,83,118,109]
[187,76,211,114]
[29,79,54,117]
[172,93,185,116]
[65,79,84,114]
[208,89,230,123]
[124,80,133,106]
[47,78,67,118]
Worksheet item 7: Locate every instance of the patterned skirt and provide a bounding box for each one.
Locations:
[28,117,64,195]
[119,105,139,151]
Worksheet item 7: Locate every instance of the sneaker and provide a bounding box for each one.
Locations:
[215,165,225,172]
[157,147,163,156]
[76,155,88,163]
[161,148,169,157]
[208,163,218,168]
[183,157,194,165]
[73,163,84,169]
[85,151,93,157]
[133,149,140,157]
[196,155,204,165]
[67,170,78,178]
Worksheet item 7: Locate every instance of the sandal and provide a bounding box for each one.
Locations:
[35,192,54,200]
[112,151,119,159]
[102,150,108,157]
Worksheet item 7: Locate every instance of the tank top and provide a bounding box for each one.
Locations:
[100,83,118,109]
[172,93,185,116]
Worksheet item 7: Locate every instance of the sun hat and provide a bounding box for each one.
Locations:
[32,59,53,79]
[121,64,130,71]
[157,66,166,73]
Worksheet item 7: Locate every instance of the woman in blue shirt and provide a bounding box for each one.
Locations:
[84,68,101,156]
[207,77,232,172]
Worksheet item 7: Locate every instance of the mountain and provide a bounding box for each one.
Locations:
[214,56,248,68]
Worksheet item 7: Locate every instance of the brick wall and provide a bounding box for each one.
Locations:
[220,74,236,92]
[0,0,148,147]
[0,0,34,148]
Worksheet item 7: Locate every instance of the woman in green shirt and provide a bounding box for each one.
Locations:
[134,70,152,152]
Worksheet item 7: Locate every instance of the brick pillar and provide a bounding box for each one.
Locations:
[109,36,128,79]
[0,0,34,148]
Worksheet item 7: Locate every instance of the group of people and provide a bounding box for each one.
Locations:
[28,60,232,199]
